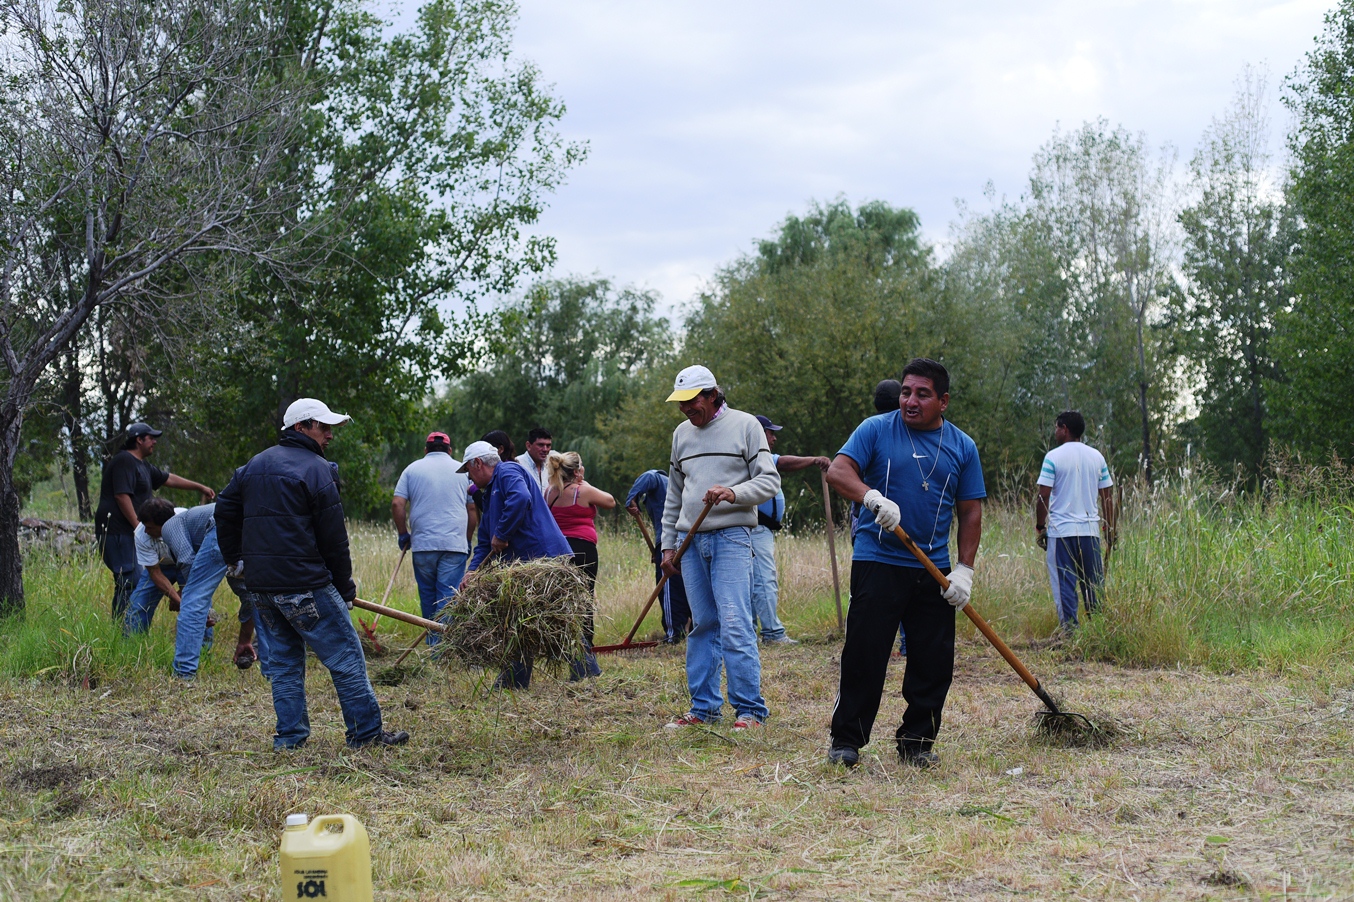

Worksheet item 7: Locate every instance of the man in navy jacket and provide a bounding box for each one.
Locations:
[216,398,408,750]
[459,440,572,688]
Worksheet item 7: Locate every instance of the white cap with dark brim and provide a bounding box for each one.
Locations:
[282,398,352,428]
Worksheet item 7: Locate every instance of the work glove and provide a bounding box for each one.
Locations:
[942,564,974,610]
[225,560,245,579]
[1036,529,1048,551]
[862,489,901,531]
[398,532,412,552]
[344,597,354,611]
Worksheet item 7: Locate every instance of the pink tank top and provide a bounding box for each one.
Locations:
[550,487,597,544]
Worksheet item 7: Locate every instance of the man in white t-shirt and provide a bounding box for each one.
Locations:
[392,432,479,637]
[1034,411,1116,631]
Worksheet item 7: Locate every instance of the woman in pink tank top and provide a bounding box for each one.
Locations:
[546,451,615,680]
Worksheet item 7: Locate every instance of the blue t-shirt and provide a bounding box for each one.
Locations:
[757,454,786,524]
[838,413,985,569]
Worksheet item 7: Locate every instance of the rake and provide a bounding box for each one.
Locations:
[593,497,716,654]
[888,524,1111,744]
[357,548,405,653]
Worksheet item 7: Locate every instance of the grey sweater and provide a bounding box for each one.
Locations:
[661,407,781,549]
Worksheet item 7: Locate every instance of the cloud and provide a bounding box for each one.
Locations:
[399,0,1332,311]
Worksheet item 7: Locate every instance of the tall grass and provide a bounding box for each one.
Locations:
[4,461,1352,678]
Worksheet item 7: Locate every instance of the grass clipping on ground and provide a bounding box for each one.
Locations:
[435,556,591,671]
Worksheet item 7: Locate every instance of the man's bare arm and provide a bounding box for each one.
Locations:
[392,496,409,534]
[826,455,869,502]
[148,565,182,606]
[954,499,982,569]
[116,494,139,530]
[776,454,831,473]
[164,473,215,502]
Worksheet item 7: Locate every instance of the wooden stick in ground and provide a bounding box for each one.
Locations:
[628,505,657,556]
[820,470,843,630]
[366,548,407,631]
[391,630,427,668]
[615,497,716,647]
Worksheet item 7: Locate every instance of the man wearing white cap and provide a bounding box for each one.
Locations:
[660,365,781,731]
[458,440,573,688]
[216,398,408,750]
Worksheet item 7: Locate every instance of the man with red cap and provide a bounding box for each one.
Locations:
[392,432,479,636]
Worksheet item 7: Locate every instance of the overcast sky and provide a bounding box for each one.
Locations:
[396,1,1332,313]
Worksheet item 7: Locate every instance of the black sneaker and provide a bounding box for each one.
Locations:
[353,729,409,749]
[899,748,939,769]
[828,745,859,768]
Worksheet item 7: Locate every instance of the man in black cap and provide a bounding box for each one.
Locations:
[94,423,216,619]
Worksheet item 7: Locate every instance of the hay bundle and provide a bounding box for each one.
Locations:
[435,556,592,670]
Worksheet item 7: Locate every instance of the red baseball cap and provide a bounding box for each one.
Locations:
[426,432,451,445]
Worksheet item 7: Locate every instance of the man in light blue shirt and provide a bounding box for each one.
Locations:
[392,432,478,637]
[752,415,830,645]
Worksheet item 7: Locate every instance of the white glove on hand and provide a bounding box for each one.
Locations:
[942,564,974,609]
[225,560,244,579]
[862,489,901,530]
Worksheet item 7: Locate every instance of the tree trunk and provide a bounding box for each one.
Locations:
[1135,301,1153,488]
[0,420,25,617]
[62,349,91,519]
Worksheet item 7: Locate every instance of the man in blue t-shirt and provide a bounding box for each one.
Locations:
[625,469,691,643]
[824,358,986,769]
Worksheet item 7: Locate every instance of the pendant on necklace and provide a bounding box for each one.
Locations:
[922,481,929,492]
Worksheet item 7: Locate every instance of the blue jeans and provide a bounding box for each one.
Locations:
[680,526,768,722]
[412,550,467,645]
[124,564,189,636]
[749,525,786,641]
[173,527,229,678]
[252,584,383,749]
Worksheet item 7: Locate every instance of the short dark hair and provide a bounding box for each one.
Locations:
[137,497,176,527]
[426,439,450,454]
[873,379,902,414]
[481,429,515,459]
[292,419,317,431]
[123,433,154,450]
[526,427,552,444]
[1056,411,1086,439]
[901,358,949,397]
[700,387,727,409]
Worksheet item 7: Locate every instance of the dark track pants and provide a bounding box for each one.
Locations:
[830,560,955,754]
[1047,535,1103,627]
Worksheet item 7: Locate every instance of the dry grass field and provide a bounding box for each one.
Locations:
[2,514,1352,900]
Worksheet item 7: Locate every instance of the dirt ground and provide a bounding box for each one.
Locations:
[2,635,1352,900]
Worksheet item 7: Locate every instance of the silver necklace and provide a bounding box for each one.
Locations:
[904,421,943,492]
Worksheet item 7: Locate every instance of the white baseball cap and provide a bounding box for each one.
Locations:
[282,398,352,428]
[456,440,498,472]
[666,364,718,402]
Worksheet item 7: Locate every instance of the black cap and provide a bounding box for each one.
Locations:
[126,423,162,439]
[755,415,783,431]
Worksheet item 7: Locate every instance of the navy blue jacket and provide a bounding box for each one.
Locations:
[214,431,356,599]
[468,461,571,571]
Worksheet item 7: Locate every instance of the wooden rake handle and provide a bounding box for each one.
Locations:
[621,497,716,646]
[627,505,657,556]
[889,524,1044,697]
[352,597,446,633]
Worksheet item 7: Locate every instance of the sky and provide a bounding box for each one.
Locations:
[395,1,1332,314]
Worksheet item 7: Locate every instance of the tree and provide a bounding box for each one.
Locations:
[0,0,325,614]
[448,277,673,497]
[1025,121,1178,481]
[1175,68,1287,477]
[73,0,586,519]
[1277,2,1354,457]
[631,199,941,522]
